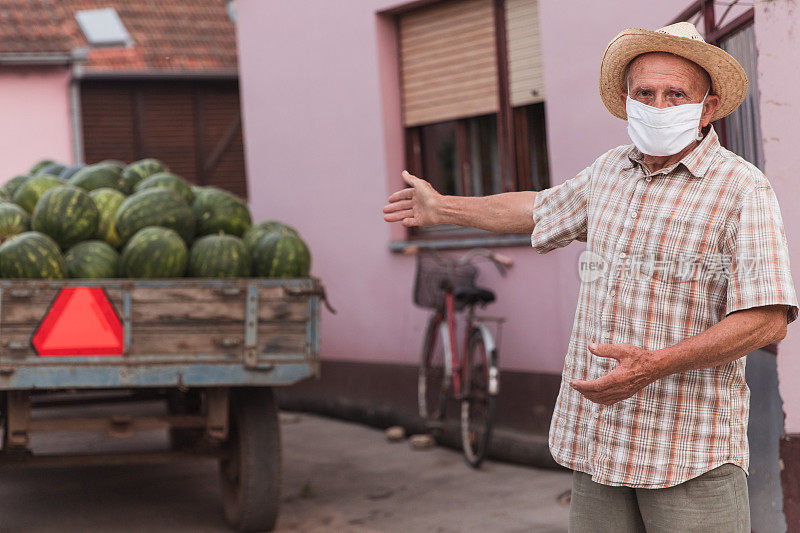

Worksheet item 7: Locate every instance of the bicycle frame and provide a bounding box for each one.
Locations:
[436,291,477,399]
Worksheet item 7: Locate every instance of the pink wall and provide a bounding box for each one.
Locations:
[236,1,685,374]
[754,1,800,432]
[0,66,73,178]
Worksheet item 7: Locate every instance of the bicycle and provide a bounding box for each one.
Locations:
[411,247,512,468]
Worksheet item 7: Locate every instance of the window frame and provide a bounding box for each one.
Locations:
[393,0,550,247]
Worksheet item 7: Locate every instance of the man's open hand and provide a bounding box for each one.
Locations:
[382,170,441,227]
[570,343,662,405]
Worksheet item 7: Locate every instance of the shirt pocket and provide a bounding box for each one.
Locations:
[637,216,726,284]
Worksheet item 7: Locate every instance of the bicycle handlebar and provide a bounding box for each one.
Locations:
[403,246,514,276]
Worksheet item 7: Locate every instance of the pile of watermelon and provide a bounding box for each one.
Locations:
[0,158,311,279]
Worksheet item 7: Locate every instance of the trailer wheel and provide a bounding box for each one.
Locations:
[219,387,281,532]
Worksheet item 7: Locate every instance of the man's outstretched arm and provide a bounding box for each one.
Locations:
[382,170,536,234]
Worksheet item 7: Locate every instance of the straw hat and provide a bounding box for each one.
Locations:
[599,22,748,123]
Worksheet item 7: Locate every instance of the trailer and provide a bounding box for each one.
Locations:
[0,277,325,532]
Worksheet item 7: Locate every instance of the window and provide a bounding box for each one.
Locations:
[75,8,132,47]
[671,1,760,166]
[397,0,550,239]
[720,24,763,168]
[419,119,459,196]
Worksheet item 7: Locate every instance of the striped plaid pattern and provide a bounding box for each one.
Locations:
[531,127,799,488]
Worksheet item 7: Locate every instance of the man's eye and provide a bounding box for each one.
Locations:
[672,91,685,98]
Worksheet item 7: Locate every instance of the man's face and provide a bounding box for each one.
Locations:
[619,52,720,128]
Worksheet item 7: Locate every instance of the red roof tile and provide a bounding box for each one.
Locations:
[0,0,79,55]
[0,0,237,72]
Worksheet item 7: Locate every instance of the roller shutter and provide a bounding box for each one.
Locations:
[505,0,545,106]
[399,0,499,127]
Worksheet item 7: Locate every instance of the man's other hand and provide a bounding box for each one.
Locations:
[383,170,441,227]
[570,342,660,405]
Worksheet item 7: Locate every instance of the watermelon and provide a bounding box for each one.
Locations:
[120,158,168,194]
[12,174,62,213]
[64,240,120,278]
[32,185,99,249]
[242,220,298,252]
[0,231,66,279]
[36,162,66,177]
[192,186,251,237]
[100,159,126,172]
[119,226,188,278]
[0,203,31,242]
[116,188,195,244]
[134,172,194,205]
[30,159,57,175]
[2,175,31,198]
[251,231,311,278]
[90,187,126,247]
[59,165,84,181]
[188,234,250,278]
[69,163,123,192]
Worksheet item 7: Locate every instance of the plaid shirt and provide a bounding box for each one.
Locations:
[531,126,799,488]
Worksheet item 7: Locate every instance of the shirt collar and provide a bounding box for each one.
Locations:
[626,125,720,178]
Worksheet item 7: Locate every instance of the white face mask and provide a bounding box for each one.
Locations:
[625,84,709,157]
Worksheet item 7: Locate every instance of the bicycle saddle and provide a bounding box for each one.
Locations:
[454,286,495,306]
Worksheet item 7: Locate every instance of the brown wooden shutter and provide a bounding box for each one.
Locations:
[199,85,248,199]
[399,0,498,127]
[81,83,137,164]
[80,80,248,199]
[139,84,198,180]
[505,0,545,107]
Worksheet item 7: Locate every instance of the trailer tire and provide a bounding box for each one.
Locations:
[220,387,281,532]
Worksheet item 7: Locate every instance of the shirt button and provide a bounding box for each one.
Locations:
[619,252,626,259]
[630,211,638,218]
[609,289,616,296]
[646,177,652,182]
[602,331,611,339]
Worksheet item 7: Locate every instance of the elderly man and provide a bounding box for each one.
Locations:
[383,22,799,532]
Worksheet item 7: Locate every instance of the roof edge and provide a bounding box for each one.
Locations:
[0,52,78,65]
[76,68,239,80]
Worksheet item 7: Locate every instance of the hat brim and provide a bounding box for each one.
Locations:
[599,28,748,122]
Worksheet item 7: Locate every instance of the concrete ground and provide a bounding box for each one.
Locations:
[0,407,572,532]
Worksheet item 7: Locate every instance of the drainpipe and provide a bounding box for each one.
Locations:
[69,48,89,165]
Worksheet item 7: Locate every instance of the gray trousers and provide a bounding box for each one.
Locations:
[569,463,750,532]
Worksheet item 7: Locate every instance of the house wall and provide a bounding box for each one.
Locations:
[753,2,800,528]
[0,66,73,178]
[236,0,679,376]
[753,0,800,434]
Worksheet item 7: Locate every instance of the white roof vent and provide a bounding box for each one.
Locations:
[75,8,132,47]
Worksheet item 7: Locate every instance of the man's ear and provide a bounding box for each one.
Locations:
[620,91,627,106]
[700,94,720,127]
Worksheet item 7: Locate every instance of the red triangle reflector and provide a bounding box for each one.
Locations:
[32,287,124,357]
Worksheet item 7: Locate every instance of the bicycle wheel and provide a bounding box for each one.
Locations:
[461,327,497,468]
[418,314,448,424]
